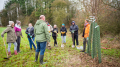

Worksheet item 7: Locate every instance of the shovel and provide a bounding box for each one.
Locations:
[3,37,9,59]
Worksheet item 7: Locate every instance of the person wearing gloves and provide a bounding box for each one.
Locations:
[60,24,67,47]
[1,21,18,55]
[70,21,79,48]
[81,19,90,52]
[52,25,58,47]
[14,20,23,53]
[25,23,36,50]
[45,20,53,50]
[34,15,50,64]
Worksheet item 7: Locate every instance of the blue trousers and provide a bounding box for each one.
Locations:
[28,37,36,49]
[36,41,46,55]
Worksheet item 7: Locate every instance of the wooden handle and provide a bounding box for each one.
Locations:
[3,37,8,57]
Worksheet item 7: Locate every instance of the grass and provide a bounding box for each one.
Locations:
[0,27,120,67]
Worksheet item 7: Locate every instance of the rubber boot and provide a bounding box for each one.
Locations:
[40,55,46,64]
[8,51,11,55]
[14,50,18,55]
[35,52,39,62]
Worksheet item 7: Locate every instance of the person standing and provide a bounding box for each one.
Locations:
[14,20,23,53]
[34,15,50,64]
[45,20,53,50]
[60,24,67,46]
[81,19,90,52]
[1,21,18,55]
[52,25,58,47]
[25,23,36,50]
[70,21,79,48]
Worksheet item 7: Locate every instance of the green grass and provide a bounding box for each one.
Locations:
[0,27,120,67]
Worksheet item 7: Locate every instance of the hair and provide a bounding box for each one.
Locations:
[86,19,89,22]
[45,20,48,22]
[39,15,45,19]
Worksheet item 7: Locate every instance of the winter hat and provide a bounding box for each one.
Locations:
[8,21,14,26]
[16,20,21,24]
[62,24,65,26]
[71,21,75,24]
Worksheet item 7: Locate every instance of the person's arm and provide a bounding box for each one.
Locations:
[31,28,35,37]
[44,24,50,42]
[74,25,79,31]
[57,29,58,33]
[25,28,29,34]
[60,28,62,32]
[69,26,72,32]
[34,25,36,37]
[65,28,67,33]
[1,27,10,37]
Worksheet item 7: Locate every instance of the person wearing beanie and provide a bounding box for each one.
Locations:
[81,19,90,52]
[60,24,67,47]
[70,21,79,48]
[25,23,36,50]
[1,21,18,55]
[45,20,53,50]
[14,20,23,53]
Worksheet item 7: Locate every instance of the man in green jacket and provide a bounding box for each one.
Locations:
[34,15,50,64]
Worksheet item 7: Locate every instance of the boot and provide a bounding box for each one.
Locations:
[35,52,39,62]
[72,45,75,48]
[14,50,18,55]
[40,55,46,64]
[8,51,11,55]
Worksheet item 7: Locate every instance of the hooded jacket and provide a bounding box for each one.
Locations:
[25,26,35,38]
[1,25,17,43]
[34,20,50,42]
[70,21,79,35]
[60,27,67,36]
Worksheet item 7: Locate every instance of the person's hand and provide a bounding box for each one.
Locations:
[87,37,89,40]
[1,35,4,38]
[71,30,75,33]
[30,36,32,38]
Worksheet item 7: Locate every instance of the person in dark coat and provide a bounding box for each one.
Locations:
[52,25,58,47]
[60,24,67,46]
[70,21,79,48]
[26,23,36,50]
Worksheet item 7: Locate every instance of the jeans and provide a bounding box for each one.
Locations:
[52,36,57,46]
[8,42,17,52]
[36,41,46,55]
[28,37,36,49]
[83,38,88,51]
[61,36,66,43]
[16,36,21,52]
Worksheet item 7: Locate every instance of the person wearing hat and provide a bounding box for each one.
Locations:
[1,21,18,55]
[14,20,23,53]
[70,21,79,48]
[60,24,67,47]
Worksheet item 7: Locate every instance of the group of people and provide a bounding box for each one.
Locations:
[1,15,90,64]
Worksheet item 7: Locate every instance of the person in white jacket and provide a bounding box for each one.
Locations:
[45,20,53,50]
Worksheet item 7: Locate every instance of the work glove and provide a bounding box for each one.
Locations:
[71,30,75,33]
[87,37,89,40]
[49,31,51,33]
[1,35,4,38]
[30,36,32,38]
[54,31,57,33]
[28,33,30,36]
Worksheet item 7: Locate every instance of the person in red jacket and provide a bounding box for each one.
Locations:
[81,19,90,52]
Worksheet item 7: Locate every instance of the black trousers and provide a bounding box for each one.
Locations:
[52,36,57,46]
[16,36,21,52]
[83,38,88,51]
[72,34,79,46]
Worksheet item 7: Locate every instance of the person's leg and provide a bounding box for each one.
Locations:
[40,42,47,64]
[76,35,79,46]
[32,37,36,50]
[74,35,76,46]
[61,36,63,44]
[8,43,11,55]
[13,42,18,55]
[63,36,66,43]
[81,38,86,52]
[35,42,40,62]
[17,36,20,52]
[53,36,56,46]
[28,38,32,50]
[55,36,57,44]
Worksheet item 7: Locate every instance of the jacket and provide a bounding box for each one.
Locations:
[47,24,53,36]
[14,24,22,37]
[25,26,35,38]
[52,28,58,37]
[1,26,17,43]
[84,23,90,38]
[34,20,50,42]
[70,24,79,35]
[60,27,67,36]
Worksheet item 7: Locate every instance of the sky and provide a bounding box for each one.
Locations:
[0,0,8,11]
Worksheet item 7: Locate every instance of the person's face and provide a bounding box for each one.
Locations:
[54,25,57,28]
[18,23,21,26]
[29,24,32,27]
[43,17,45,21]
[85,20,87,23]
[72,23,75,25]
[12,23,14,27]
[62,25,64,27]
